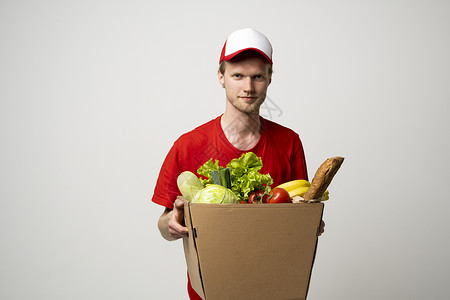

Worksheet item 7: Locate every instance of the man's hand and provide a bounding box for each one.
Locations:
[168,198,189,239]
[318,220,325,236]
[158,197,188,241]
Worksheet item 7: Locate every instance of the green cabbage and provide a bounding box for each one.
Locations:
[191,184,239,204]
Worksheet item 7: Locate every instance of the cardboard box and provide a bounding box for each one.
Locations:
[183,199,324,300]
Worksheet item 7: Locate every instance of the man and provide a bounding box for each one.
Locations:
[152,28,325,299]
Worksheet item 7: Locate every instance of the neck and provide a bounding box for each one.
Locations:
[221,108,261,151]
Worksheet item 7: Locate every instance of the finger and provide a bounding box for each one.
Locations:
[172,201,185,224]
[174,198,184,209]
[168,209,188,235]
[168,220,188,238]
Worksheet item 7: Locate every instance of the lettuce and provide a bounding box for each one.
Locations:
[197,158,221,186]
[197,152,273,202]
[226,152,273,201]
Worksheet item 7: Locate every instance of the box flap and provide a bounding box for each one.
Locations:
[184,202,323,300]
[182,199,206,299]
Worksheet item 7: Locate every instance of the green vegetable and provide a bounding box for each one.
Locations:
[220,168,232,189]
[210,170,221,185]
[177,171,204,202]
[209,168,232,189]
[197,159,221,186]
[191,184,239,204]
[197,152,273,202]
[227,152,273,201]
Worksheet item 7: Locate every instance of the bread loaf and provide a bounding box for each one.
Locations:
[303,156,344,201]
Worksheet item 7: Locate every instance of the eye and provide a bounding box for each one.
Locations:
[233,74,241,78]
[254,75,263,80]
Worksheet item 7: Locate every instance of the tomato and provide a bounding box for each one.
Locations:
[248,190,270,203]
[248,188,290,204]
[267,188,291,203]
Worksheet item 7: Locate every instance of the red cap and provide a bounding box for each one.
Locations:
[219,28,273,65]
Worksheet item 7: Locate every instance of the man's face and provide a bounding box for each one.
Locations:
[218,53,272,115]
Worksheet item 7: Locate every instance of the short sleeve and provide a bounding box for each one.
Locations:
[151,143,183,209]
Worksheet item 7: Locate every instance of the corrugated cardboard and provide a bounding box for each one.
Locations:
[183,199,324,300]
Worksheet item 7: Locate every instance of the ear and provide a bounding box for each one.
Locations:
[218,69,225,87]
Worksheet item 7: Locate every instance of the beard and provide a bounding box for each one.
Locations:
[227,93,266,115]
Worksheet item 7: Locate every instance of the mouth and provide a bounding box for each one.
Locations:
[240,96,257,102]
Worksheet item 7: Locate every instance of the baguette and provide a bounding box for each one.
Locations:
[303,156,344,201]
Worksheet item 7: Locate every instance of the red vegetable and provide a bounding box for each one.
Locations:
[248,190,270,203]
[248,188,291,204]
[267,188,291,203]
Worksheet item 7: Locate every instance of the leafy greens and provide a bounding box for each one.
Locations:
[197,152,273,201]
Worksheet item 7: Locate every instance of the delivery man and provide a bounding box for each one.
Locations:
[152,28,325,299]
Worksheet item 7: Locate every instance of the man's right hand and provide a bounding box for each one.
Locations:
[158,197,189,241]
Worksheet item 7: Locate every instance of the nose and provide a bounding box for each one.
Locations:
[243,77,254,93]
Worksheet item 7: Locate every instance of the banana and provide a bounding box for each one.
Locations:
[277,180,330,201]
[321,190,329,201]
[288,186,309,198]
[276,179,310,192]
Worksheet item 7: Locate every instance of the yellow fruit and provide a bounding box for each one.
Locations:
[321,190,329,201]
[288,186,309,198]
[276,180,310,192]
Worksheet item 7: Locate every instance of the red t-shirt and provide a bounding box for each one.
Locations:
[151,115,308,299]
[152,115,308,209]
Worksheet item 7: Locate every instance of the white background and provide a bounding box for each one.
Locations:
[1,1,449,299]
